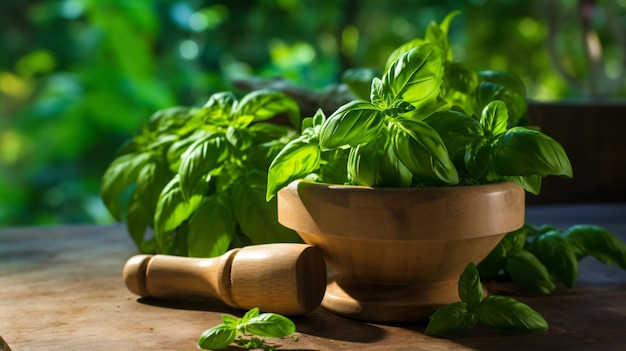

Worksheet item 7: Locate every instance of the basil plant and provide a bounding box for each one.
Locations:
[101,90,302,256]
[266,12,572,200]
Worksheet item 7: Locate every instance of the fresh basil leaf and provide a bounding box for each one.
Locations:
[154,175,208,253]
[232,170,300,243]
[458,263,483,308]
[266,136,321,200]
[245,313,296,338]
[478,71,527,126]
[480,100,509,138]
[424,302,471,336]
[126,190,157,253]
[505,175,543,195]
[126,161,172,253]
[370,77,386,109]
[385,38,427,71]
[383,44,444,110]
[318,100,384,150]
[500,227,528,252]
[319,149,350,185]
[186,194,236,258]
[235,89,301,129]
[222,314,239,328]
[100,151,152,220]
[445,62,479,95]
[478,295,548,333]
[347,129,412,187]
[564,225,626,269]
[197,92,237,126]
[312,108,326,127]
[242,307,260,324]
[532,231,579,288]
[390,118,459,185]
[493,127,573,178]
[166,132,201,172]
[505,249,555,294]
[424,110,482,166]
[178,134,228,200]
[464,138,493,180]
[478,242,506,280]
[385,101,416,117]
[342,67,378,100]
[197,323,237,350]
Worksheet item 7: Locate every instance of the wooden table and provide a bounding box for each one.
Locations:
[1,204,625,350]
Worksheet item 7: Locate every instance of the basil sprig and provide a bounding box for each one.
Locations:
[198,307,296,350]
[425,263,548,336]
[479,223,626,293]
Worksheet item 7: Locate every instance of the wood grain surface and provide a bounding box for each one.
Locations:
[1,204,625,351]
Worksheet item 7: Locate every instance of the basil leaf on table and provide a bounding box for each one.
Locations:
[505,249,555,294]
[532,231,579,288]
[425,302,471,336]
[478,295,548,334]
[245,313,297,338]
[564,225,626,269]
[197,324,238,350]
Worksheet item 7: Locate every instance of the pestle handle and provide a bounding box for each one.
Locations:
[123,243,327,315]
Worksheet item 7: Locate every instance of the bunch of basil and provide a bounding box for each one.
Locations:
[266,11,572,200]
[101,90,302,256]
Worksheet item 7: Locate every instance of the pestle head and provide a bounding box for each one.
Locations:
[123,254,152,298]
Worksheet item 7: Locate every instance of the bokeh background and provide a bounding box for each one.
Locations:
[1,0,625,226]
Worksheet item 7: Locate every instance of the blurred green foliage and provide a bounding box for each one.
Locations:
[0,0,624,226]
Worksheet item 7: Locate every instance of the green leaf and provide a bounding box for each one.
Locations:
[197,91,237,126]
[319,149,350,184]
[245,313,296,338]
[532,231,579,288]
[478,295,548,333]
[382,44,444,110]
[186,194,236,258]
[506,175,543,195]
[222,314,239,328]
[347,129,412,187]
[564,225,626,269]
[197,324,237,350]
[125,160,172,253]
[458,263,483,308]
[505,249,555,294]
[126,190,157,253]
[266,136,321,200]
[179,134,228,200]
[370,77,386,109]
[424,302,471,336]
[154,175,208,253]
[463,139,493,180]
[424,110,482,165]
[166,133,199,172]
[232,171,301,244]
[446,62,479,94]
[342,67,378,100]
[100,152,152,220]
[318,100,384,150]
[390,118,459,185]
[235,89,301,129]
[493,127,573,178]
[478,242,506,280]
[478,71,528,126]
[480,100,509,138]
[241,307,260,324]
[385,38,428,70]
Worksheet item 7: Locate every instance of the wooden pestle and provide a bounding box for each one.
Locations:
[123,243,327,315]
